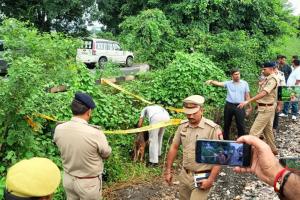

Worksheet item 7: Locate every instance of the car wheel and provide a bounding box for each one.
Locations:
[126,56,133,67]
[98,57,107,69]
[86,63,96,69]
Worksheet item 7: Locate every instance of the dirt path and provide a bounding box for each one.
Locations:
[105,117,300,200]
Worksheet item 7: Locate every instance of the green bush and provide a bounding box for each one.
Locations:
[119,9,178,68]
[125,52,227,109]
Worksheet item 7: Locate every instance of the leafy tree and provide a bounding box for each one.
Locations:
[97,0,296,39]
[193,30,262,82]
[119,9,177,68]
[0,0,97,34]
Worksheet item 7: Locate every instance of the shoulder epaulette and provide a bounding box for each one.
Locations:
[88,124,102,130]
[204,118,218,128]
[180,119,189,124]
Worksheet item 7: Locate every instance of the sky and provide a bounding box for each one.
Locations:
[288,0,300,15]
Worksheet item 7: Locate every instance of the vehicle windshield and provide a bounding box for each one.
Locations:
[82,40,92,49]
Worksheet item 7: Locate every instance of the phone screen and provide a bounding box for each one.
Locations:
[279,157,300,171]
[278,86,300,101]
[196,139,252,167]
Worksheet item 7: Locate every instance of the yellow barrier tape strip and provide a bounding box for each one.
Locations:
[104,118,182,134]
[102,79,154,105]
[24,116,41,131]
[102,79,183,113]
[28,112,182,134]
[34,113,58,122]
[165,107,184,113]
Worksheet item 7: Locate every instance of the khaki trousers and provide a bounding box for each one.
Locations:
[249,109,277,152]
[178,169,211,200]
[63,172,102,200]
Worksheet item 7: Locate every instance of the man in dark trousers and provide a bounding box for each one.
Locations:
[206,69,251,140]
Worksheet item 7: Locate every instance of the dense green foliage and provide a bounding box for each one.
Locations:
[102,0,298,77]
[98,0,296,36]
[119,9,177,68]
[0,0,299,198]
[125,52,226,108]
[0,19,141,199]
[0,18,223,199]
[0,0,97,34]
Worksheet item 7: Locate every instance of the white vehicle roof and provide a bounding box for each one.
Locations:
[83,38,119,44]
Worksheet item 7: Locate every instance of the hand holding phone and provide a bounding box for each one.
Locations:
[196,139,252,167]
[233,135,283,186]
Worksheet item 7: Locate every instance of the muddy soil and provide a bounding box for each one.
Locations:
[105,116,300,200]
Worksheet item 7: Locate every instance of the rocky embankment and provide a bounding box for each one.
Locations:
[107,117,299,200]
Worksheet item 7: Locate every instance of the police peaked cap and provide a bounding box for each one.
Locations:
[261,61,276,68]
[75,92,96,109]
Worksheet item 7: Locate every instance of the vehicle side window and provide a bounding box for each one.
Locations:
[105,43,113,50]
[83,40,92,49]
[96,42,105,50]
[114,44,121,51]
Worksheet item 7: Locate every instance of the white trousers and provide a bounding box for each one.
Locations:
[149,115,170,163]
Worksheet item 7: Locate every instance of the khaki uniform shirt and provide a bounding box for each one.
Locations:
[172,117,222,172]
[54,117,111,177]
[257,73,279,111]
[274,70,286,86]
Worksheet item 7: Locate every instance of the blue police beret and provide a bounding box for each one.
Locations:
[75,92,96,109]
[261,61,276,68]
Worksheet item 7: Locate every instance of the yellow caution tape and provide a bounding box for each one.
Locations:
[34,113,58,122]
[102,79,154,105]
[165,107,184,113]
[104,118,182,134]
[27,112,182,134]
[102,79,184,113]
[24,116,41,131]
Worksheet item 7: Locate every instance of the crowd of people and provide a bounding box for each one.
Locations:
[3,55,300,200]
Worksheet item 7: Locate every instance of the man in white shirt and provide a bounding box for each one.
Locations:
[138,105,170,166]
[279,59,300,120]
[290,55,298,71]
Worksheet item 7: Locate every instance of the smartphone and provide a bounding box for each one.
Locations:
[196,139,252,167]
[278,86,300,101]
[279,157,300,171]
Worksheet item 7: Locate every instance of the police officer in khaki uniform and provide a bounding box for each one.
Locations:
[164,95,222,200]
[238,62,279,155]
[54,92,111,200]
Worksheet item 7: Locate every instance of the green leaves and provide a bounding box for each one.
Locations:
[119,9,176,68]
[125,52,226,109]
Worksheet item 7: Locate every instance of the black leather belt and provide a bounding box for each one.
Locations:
[184,168,211,174]
[66,171,99,179]
[258,103,273,106]
[75,176,98,179]
[226,101,240,106]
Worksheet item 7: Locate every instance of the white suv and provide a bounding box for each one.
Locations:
[76,38,134,68]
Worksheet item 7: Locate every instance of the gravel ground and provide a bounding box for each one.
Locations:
[106,116,299,200]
